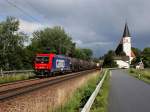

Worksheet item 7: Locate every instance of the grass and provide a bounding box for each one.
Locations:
[129,68,150,83]
[50,70,106,112]
[90,70,110,112]
[0,73,35,84]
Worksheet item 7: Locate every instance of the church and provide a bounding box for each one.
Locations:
[115,23,135,68]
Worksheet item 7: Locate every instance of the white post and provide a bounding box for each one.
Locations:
[0,68,3,76]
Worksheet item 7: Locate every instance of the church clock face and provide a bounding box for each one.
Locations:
[123,38,130,43]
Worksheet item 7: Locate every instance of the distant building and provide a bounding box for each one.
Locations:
[136,60,144,70]
[115,23,135,68]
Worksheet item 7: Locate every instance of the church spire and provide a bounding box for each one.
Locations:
[122,23,131,37]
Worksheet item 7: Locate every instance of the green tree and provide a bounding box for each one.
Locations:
[73,48,86,60]
[132,47,141,57]
[131,47,150,68]
[31,26,74,55]
[142,47,150,67]
[131,47,141,65]
[103,50,117,68]
[73,48,93,60]
[92,57,99,63]
[82,48,93,60]
[0,17,28,70]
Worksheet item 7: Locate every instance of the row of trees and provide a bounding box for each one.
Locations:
[30,26,93,60]
[0,17,93,70]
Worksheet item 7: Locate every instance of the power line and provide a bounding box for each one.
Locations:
[5,0,41,23]
[23,0,51,23]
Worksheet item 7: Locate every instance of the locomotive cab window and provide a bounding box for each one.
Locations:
[35,56,49,63]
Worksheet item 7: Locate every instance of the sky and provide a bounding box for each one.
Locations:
[0,0,150,57]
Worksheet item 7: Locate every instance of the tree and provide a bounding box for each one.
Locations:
[30,26,93,60]
[31,26,74,55]
[73,48,86,60]
[92,57,99,63]
[82,48,93,60]
[103,50,117,68]
[73,48,93,60]
[132,47,141,57]
[131,47,141,65]
[131,47,150,68]
[142,47,150,67]
[0,17,28,70]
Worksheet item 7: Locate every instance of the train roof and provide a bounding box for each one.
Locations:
[36,53,55,57]
[36,53,67,58]
[54,54,69,59]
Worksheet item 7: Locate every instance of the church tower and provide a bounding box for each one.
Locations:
[122,23,132,59]
[115,23,135,65]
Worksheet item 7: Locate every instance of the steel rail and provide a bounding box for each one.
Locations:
[0,78,39,87]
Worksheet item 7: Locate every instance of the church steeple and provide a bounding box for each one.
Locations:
[122,23,131,37]
[115,23,132,56]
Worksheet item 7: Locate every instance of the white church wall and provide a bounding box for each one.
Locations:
[123,37,131,57]
[115,60,129,68]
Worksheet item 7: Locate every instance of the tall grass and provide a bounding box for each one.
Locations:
[50,71,105,112]
[90,70,110,112]
[129,68,150,83]
[0,73,35,84]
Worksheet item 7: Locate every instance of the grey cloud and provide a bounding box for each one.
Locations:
[0,0,150,57]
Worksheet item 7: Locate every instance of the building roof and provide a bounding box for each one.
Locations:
[123,23,131,37]
[115,23,131,55]
[114,56,129,61]
[131,50,136,57]
[115,43,123,55]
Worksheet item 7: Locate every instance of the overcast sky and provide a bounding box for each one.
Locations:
[0,0,150,57]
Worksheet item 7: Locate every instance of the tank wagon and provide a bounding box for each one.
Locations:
[34,53,98,77]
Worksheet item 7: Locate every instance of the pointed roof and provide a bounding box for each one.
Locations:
[131,50,136,57]
[115,23,131,55]
[122,23,131,37]
[115,43,123,55]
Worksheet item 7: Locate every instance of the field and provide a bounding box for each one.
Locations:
[129,68,150,83]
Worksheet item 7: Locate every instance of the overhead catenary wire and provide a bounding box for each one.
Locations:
[23,0,52,23]
[5,0,41,23]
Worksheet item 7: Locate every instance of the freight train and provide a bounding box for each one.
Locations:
[34,53,98,77]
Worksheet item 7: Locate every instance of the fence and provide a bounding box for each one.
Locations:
[0,69,34,76]
[81,69,109,112]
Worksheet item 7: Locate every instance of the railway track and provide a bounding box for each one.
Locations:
[0,78,39,87]
[0,69,98,101]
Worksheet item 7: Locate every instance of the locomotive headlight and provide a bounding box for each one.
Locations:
[44,70,48,72]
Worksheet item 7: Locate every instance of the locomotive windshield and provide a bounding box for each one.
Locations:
[35,56,49,63]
